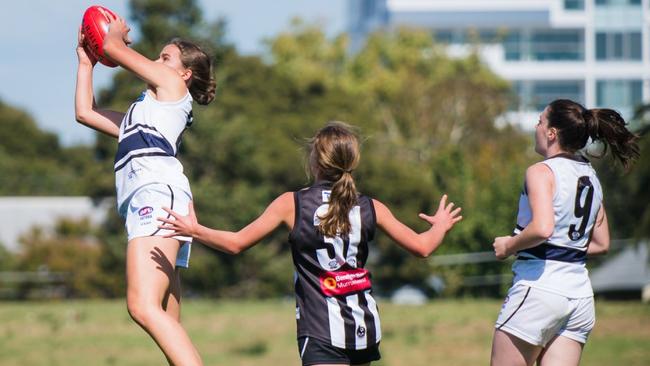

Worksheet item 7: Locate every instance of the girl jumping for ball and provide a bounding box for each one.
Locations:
[75,11,215,366]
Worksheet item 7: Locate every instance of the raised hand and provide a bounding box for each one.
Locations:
[418,194,463,231]
[105,11,132,45]
[76,28,97,66]
[158,202,199,238]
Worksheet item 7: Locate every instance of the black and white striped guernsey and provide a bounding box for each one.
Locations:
[289,181,381,350]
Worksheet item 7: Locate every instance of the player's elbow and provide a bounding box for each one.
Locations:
[226,246,243,255]
[75,111,91,125]
[414,244,437,258]
[533,221,554,241]
[223,241,245,255]
[589,240,610,256]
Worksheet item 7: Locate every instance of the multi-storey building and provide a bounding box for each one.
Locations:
[349,0,649,129]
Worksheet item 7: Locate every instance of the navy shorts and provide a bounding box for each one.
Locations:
[298,336,381,366]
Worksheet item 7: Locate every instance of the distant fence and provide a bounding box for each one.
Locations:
[429,239,644,289]
[0,270,68,299]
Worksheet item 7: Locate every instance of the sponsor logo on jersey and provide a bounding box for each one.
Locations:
[356,325,366,337]
[319,268,372,297]
[127,168,142,180]
[328,260,339,269]
[138,206,154,217]
[322,190,331,203]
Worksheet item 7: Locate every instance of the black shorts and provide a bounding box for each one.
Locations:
[297,336,381,366]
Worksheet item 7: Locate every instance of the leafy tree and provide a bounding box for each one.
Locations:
[13,218,113,298]
[0,99,101,195]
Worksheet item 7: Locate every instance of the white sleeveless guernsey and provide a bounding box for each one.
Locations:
[512,154,603,298]
[114,90,193,213]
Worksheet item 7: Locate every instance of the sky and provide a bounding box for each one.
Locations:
[0,0,347,146]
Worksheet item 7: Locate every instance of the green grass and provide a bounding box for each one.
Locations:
[0,299,648,365]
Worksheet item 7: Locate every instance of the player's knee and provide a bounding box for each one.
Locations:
[126,296,157,328]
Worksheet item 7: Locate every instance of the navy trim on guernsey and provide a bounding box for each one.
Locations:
[114,126,176,171]
[497,286,531,330]
[123,123,161,135]
[517,243,587,263]
[150,185,174,236]
[125,104,136,126]
[114,152,174,172]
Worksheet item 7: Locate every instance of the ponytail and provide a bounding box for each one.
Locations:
[547,99,640,169]
[308,122,361,238]
[320,170,359,237]
[584,108,640,169]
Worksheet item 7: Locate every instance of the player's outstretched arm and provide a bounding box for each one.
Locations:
[75,29,123,138]
[374,194,462,258]
[158,192,295,254]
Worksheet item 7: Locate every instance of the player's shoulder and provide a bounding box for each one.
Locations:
[528,161,554,176]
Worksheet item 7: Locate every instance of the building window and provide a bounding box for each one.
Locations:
[504,29,584,61]
[596,32,642,60]
[596,0,641,5]
[596,80,643,117]
[513,80,585,111]
[565,0,585,10]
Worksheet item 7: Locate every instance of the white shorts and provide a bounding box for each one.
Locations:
[495,284,595,347]
[122,183,193,268]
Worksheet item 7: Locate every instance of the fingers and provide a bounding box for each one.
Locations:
[104,8,117,21]
[438,194,447,210]
[418,213,433,224]
[157,217,173,225]
[188,201,196,217]
[451,207,462,217]
[161,206,180,219]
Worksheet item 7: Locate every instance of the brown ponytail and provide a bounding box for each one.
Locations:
[584,108,640,169]
[169,38,216,105]
[547,99,640,169]
[308,121,361,237]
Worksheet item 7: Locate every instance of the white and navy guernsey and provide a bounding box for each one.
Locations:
[114,90,193,214]
[289,181,381,350]
[512,154,603,298]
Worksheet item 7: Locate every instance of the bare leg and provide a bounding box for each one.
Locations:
[163,268,182,321]
[537,335,584,366]
[491,329,542,366]
[126,237,202,366]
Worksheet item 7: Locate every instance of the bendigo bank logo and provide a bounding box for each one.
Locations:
[319,268,372,297]
[323,276,337,291]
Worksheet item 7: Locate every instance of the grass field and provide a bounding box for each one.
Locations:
[0,299,648,365]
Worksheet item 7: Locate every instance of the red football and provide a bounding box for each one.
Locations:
[81,5,118,67]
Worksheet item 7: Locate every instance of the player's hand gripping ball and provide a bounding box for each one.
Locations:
[81,5,118,67]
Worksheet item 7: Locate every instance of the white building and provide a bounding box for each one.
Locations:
[0,197,111,251]
[349,0,650,129]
